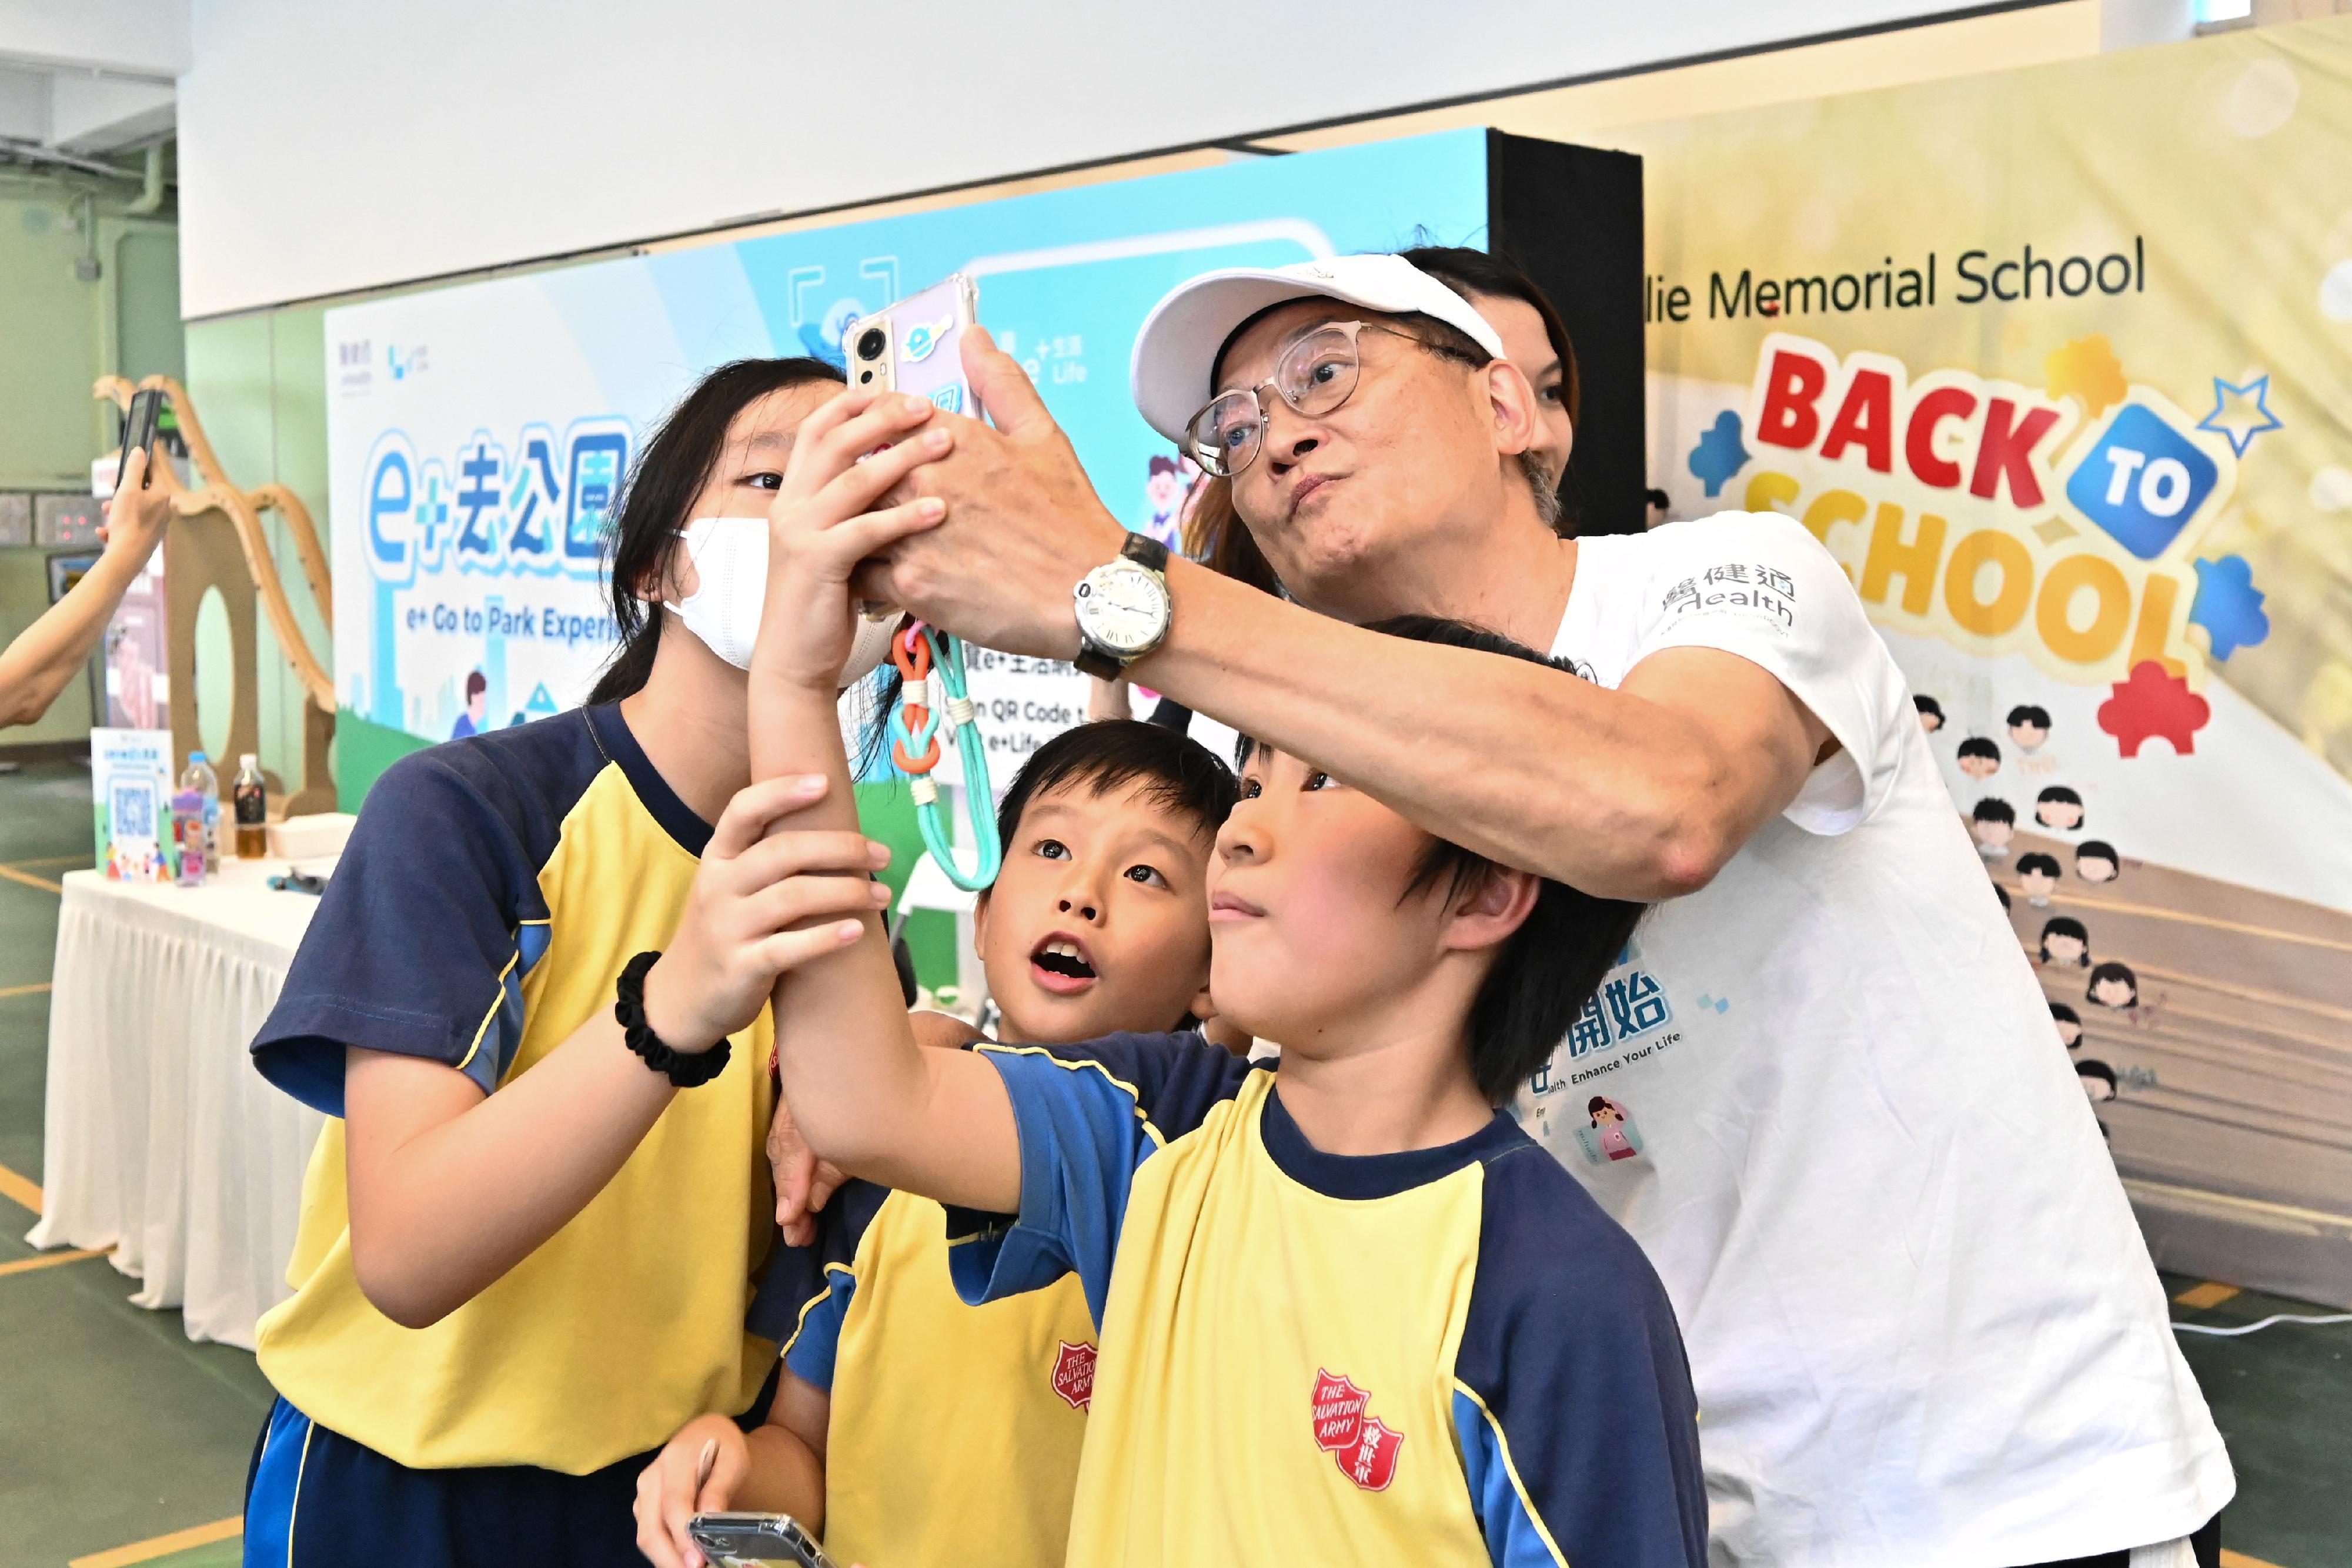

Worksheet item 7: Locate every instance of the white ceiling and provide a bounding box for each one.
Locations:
[0,0,185,154]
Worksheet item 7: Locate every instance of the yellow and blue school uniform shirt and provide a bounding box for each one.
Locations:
[750,1178,1096,1566]
[950,1032,1709,1568]
[248,704,777,1475]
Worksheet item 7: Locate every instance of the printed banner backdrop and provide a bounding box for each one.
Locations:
[325,131,1488,775]
[1626,17,2352,1300]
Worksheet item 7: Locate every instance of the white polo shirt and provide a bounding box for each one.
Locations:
[1522,511,2231,1568]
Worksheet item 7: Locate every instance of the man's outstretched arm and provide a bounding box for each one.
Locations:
[863,332,1833,902]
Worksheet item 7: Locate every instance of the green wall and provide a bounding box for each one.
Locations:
[0,175,183,748]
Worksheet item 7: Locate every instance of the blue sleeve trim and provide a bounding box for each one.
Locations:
[247,720,592,1115]
[1454,1385,1568,1568]
[779,1265,857,1392]
[943,1045,1162,1330]
[1454,1139,1709,1568]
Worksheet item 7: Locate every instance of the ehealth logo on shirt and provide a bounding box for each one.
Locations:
[1311,1369,1404,1491]
[1051,1340,1097,1410]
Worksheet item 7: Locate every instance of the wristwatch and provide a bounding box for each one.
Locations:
[1073,533,1174,680]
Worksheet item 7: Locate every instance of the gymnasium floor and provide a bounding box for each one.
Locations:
[0,755,2347,1568]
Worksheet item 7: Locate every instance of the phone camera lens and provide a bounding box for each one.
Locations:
[856,327,888,361]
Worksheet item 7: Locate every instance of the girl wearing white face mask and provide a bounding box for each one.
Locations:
[239,357,951,1568]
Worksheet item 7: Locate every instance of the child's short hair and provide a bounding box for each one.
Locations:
[2007,704,2050,728]
[2037,785,2082,807]
[993,719,1238,855]
[2076,840,2118,868]
[2016,852,2061,878]
[2040,916,2089,964]
[1957,736,2001,763]
[1914,694,1945,721]
[1973,798,2015,824]
[1237,616,1645,1106]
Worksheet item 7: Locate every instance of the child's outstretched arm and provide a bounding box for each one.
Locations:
[746,387,1021,1215]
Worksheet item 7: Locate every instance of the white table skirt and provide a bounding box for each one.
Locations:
[28,860,328,1350]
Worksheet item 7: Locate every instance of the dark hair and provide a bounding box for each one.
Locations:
[2037,785,2083,805]
[2087,961,2138,1005]
[1973,798,2014,824]
[465,670,487,699]
[992,720,1239,860]
[2076,840,2119,868]
[2016,852,2061,877]
[1148,454,1183,479]
[1398,245,1582,534]
[588,357,847,706]
[1586,1095,1619,1123]
[2076,1058,2117,1091]
[2007,704,2052,728]
[1957,736,2001,763]
[1994,882,2011,910]
[1238,615,1644,1105]
[2040,916,2089,964]
[1914,694,1945,720]
[2050,1001,2082,1031]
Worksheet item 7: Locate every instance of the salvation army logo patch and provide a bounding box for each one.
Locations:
[1311,1368,1404,1491]
[1051,1340,1097,1410]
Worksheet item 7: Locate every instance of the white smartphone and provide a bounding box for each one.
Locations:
[843,273,984,420]
[685,1511,839,1568]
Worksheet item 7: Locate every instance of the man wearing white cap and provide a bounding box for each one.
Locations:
[858,253,2230,1568]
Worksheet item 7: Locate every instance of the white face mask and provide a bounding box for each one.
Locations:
[662,517,900,687]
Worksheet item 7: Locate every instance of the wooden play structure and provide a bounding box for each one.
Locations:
[94,375,337,815]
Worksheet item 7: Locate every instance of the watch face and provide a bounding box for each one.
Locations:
[1076,561,1171,656]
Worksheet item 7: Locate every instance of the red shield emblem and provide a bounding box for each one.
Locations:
[1309,1368,1369,1452]
[1051,1340,1097,1410]
[1339,1416,1405,1492]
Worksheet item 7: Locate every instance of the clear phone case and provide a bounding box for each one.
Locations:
[843,273,984,420]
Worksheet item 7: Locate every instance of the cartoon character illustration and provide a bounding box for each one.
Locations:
[2076,1058,2118,1103]
[1957,737,2002,780]
[1148,453,1204,552]
[2007,704,2052,752]
[1571,1097,1645,1165]
[2075,840,2120,883]
[2050,1001,2083,1049]
[2016,851,2061,907]
[452,670,487,740]
[901,314,954,363]
[2087,961,2139,1010]
[1914,694,1945,733]
[1970,798,2015,858]
[1589,1097,1638,1161]
[2035,785,2085,832]
[2040,916,2090,968]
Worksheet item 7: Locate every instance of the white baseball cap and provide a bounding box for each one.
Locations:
[1128,253,1508,445]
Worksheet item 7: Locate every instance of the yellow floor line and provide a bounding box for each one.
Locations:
[2173,1281,2242,1310]
[0,862,62,893]
[69,1516,242,1568]
[0,1245,109,1278]
[2221,1551,2292,1568]
[4,854,84,870]
[0,1158,41,1215]
[0,979,52,999]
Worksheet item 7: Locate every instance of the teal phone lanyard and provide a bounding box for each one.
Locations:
[886,622,1001,891]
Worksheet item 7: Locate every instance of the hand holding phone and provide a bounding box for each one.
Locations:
[115,389,162,491]
[686,1512,840,1568]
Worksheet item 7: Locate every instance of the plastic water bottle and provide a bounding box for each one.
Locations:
[182,751,221,865]
[171,788,208,885]
[233,754,268,860]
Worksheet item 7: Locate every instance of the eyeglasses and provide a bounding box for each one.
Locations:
[1182,319,1434,479]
